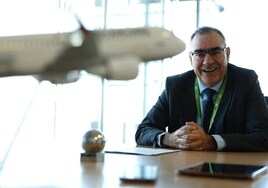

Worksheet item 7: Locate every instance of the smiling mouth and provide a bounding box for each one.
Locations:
[203,67,217,73]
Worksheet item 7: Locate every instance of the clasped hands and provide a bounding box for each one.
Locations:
[162,121,216,151]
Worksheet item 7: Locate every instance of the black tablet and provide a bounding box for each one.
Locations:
[119,165,158,183]
[176,162,267,179]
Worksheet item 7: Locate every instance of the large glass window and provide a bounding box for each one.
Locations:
[1,0,268,167]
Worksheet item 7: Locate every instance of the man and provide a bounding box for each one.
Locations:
[135,26,268,151]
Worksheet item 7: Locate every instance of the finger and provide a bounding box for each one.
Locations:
[175,128,188,136]
[176,126,196,136]
[185,121,199,128]
[177,137,201,149]
[192,147,203,151]
[179,142,200,150]
[181,133,200,140]
[182,140,202,150]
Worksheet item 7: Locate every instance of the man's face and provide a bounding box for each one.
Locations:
[189,32,230,87]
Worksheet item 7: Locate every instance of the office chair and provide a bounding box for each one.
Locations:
[265,96,268,105]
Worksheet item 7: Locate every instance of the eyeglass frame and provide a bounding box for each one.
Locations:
[190,47,227,60]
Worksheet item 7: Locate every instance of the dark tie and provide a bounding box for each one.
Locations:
[202,88,216,133]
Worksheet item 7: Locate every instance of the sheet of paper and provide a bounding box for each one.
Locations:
[104,145,180,156]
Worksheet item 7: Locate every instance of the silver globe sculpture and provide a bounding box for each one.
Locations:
[82,130,106,153]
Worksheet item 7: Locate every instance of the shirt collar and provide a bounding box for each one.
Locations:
[197,78,223,94]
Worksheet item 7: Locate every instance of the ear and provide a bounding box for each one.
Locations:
[189,52,193,66]
[226,47,230,61]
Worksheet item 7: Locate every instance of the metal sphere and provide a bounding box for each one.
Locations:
[82,130,106,153]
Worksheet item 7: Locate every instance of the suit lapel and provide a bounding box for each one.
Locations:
[214,67,234,133]
[182,77,197,122]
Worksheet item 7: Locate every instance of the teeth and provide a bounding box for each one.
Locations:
[204,68,216,72]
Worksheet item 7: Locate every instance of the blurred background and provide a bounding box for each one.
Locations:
[0,0,267,167]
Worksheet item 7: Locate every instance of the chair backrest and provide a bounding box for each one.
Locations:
[265,96,268,105]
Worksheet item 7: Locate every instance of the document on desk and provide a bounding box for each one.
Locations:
[105,145,180,156]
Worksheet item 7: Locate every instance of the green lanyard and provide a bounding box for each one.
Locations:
[194,75,227,133]
[208,162,213,174]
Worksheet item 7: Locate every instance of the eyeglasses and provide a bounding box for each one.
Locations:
[190,47,226,60]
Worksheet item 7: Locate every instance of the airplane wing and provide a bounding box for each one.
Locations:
[0,27,186,83]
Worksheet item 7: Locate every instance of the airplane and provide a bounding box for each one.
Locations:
[0,26,186,84]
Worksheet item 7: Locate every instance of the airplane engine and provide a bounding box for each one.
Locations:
[87,55,140,80]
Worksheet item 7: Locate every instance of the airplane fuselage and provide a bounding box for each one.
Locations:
[0,27,185,82]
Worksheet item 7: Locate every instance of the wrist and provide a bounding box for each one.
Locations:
[157,132,166,147]
[206,135,217,151]
[162,133,170,147]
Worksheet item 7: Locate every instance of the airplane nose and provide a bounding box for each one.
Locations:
[143,28,186,61]
[172,36,186,55]
[160,31,186,57]
[159,28,186,55]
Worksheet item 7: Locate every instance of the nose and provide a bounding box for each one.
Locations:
[203,54,214,64]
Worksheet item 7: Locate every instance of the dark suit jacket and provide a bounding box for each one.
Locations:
[135,63,268,151]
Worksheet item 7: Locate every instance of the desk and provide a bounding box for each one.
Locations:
[0,147,268,188]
